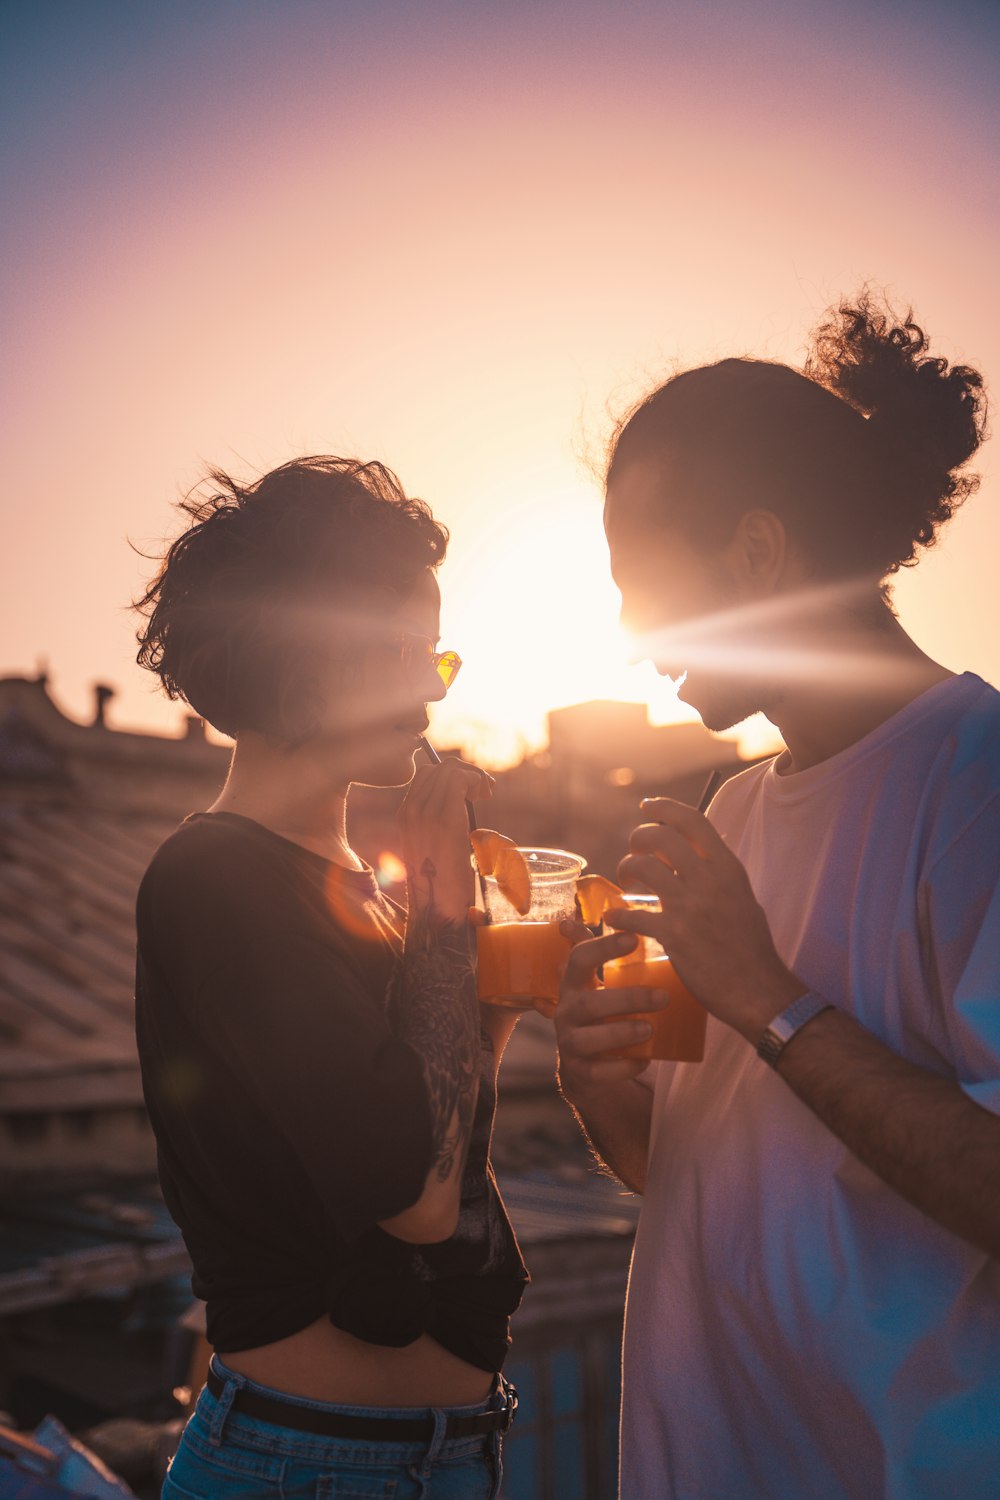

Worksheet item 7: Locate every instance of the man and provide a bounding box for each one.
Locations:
[555,294,999,1499]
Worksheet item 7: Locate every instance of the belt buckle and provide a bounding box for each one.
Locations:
[498,1377,518,1434]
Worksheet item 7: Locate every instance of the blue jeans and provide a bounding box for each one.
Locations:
[162,1356,511,1498]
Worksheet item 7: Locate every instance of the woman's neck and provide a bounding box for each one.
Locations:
[207,736,362,869]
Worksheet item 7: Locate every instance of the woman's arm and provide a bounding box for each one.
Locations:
[381,911,481,1243]
[379,756,493,1243]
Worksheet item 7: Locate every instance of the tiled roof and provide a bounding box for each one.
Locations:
[0,803,177,1113]
[0,1180,190,1315]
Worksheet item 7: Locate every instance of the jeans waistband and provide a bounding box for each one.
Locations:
[202,1355,517,1448]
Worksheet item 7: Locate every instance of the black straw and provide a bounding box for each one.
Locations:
[417,733,442,767]
[696,768,723,814]
[419,736,490,911]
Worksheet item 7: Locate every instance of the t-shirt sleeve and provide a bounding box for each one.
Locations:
[138,845,434,1241]
[924,791,1000,1116]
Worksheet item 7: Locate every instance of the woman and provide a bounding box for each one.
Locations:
[133,457,526,1499]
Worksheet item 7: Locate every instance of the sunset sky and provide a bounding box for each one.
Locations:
[3,0,998,767]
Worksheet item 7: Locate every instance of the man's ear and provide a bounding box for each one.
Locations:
[722,509,787,596]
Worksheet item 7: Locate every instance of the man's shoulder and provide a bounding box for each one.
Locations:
[943,673,1000,775]
[924,675,1000,867]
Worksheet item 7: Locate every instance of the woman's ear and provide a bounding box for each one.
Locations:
[276,661,328,747]
[722,509,788,596]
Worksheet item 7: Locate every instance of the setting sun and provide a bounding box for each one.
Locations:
[427,475,697,764]
[1,0,996,769]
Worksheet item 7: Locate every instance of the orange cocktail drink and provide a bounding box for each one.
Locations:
[601,895,707,1062]
[477,920,571,1007]
[603,945,707,1061]
[476,847,585,1010]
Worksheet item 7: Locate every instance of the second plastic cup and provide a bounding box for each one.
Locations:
[476,847,586,1010]
[601,894,707,1062]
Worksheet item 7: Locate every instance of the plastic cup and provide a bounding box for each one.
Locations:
[601,894,707,1062]
[476,847,586,1010]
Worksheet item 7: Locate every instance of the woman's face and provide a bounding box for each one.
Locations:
[319,566,450,788]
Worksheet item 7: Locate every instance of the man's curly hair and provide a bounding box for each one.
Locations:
[607,287,988,582]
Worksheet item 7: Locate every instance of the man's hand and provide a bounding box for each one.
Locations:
[613,797,805,1043]
[544,920,661,1193]
[399,757,494,923]
[554,924,672,1102]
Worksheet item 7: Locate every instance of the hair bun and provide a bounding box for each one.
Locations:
[805,288,989,565]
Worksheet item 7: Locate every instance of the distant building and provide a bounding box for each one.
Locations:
[548,698,740,792]
[0,672,229,1193]
[482,699,745,880]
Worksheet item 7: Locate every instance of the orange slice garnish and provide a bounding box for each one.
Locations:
[576,874,627,925]
[495,844,532,916]
[470,828,532,916]
[469,828,517,876]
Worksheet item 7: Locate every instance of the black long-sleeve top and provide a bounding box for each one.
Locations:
[134,812,526,1370]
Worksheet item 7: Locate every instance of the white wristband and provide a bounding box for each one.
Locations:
[757,991,833,1067]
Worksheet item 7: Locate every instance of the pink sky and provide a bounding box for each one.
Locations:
[3,0,998,765]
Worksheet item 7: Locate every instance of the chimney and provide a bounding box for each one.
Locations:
[92,683,115,727]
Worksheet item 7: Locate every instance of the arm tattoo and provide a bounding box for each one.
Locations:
[389,894,481,1184]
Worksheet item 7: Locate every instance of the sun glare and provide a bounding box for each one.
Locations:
[428,482,703,766]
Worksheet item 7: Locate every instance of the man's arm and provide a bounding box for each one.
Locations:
[772,1007,1000,1260]
[560,1078,654,1195]
[613,797,1000,1261]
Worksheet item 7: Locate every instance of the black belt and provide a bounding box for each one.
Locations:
[205,1366,517,1441]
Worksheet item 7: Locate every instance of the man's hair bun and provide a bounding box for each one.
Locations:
[606,287,988,582]
[805,289,989,563]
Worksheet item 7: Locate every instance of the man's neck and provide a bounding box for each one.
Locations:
[763,608,954,773]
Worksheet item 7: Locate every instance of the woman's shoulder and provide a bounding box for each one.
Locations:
[138,812,297,925]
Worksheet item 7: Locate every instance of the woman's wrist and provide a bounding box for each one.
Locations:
[405,900,476,955]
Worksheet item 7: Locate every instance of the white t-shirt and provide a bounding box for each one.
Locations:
[620,673,1000,1500]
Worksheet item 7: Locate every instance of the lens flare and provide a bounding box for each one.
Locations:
[631,580,923,688]
[376,849,408,888]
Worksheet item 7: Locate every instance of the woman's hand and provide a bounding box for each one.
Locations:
[398,758,494,923]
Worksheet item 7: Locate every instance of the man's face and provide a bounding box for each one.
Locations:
[604,464,768,733]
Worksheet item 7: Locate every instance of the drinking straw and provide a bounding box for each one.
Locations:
[418,736,491,912]
[696,768,723,814]
[417,734,442,767]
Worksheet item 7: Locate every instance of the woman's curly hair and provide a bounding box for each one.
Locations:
[134,456,448,739]
[607,287,989,582]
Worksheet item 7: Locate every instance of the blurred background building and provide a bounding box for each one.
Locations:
[0,670,752,1497]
